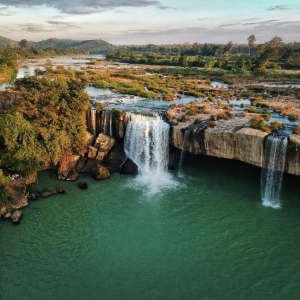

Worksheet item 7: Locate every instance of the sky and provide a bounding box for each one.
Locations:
[0,0,299,45]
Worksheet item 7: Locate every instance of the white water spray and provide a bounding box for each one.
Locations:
[261,135,288,208]
[124,119,177,194]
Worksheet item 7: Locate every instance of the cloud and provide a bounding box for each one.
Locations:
[156,5,175,10]
[0,0,161,15]
[267,5,289,11]
[46,20,80,29]
[19,23,56,32]
[0,5,11,15]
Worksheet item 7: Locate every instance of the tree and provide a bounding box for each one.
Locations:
[0,111,46,173]
[178,55,188,67]
[12,76,89,163]
[247,34,256,56]
[19,39,27,49]
[267,36,283,50]
[225,41,234,54]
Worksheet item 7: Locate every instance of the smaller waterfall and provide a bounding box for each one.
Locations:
[178,128,192,175]
[261,135,288,208]
[100,110,113,136]
[87,109,97,136]
[124,119,177,194]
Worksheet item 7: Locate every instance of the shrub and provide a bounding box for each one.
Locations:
[208,121,217,128]
[293,126,300,135]
[269,121,285,131]
[251,115,270,132]
[193,118,202,124]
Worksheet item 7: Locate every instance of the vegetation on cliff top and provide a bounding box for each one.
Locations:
[0,76,90,201]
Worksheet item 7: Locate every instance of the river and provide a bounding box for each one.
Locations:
[1,155,300,299]
[1,57,300,299]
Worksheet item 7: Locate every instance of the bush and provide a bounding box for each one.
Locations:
[293,126,300,135]
[269,121,285,131]
[251,115,270,132]
[208,121,217,128]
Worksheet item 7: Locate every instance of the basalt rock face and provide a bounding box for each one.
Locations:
[91,165,110,180]
[120,158,138,175]
[170,117,300,175]
[57,132,117,180]
[58,153,80,180]
[0,180,28,221]
[286,135,300,175]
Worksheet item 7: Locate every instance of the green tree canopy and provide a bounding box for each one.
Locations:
[0,111,46,172]
[12,76,90,164]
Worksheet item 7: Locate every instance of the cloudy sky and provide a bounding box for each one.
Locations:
[0,0,299,45]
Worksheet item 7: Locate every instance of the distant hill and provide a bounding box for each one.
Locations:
[0,36,18,48]
[0,37,114,53]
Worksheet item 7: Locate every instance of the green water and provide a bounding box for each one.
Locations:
[1,156,300,300]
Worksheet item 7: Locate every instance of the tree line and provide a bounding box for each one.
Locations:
[107,37,300,72]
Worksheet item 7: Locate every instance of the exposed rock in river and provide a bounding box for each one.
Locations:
[11,210,23,224]
[0,180,28,221]
[120,158,138,175]
[91,165,110,180]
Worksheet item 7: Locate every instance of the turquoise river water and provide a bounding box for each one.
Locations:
[1,155,300,300]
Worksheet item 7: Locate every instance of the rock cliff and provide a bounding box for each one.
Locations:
[170,118,300,176]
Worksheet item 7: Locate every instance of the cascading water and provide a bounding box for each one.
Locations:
[101,110,113,136]
[261,134,288,208]
[88,109,97,136]
[124,119,177,194]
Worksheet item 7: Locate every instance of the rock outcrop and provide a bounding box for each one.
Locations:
[170,117,300,175]
[286,135,300,175]
[120,158,138,175]
[0,180,28,222]
[11,210,23,224]
[91,165,110,180]
[56,132,116,180]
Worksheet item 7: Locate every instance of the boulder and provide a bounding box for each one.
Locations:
[102,144,126,173]
[11,210,23,224]
[58,153,80,181]
[78,181,88,189]
[120,158,138,175]
[28,193,39,200]
[94,133,115,152]
[56,187,65,194]
[87,146,98,159]
[91,165,110,180]
[96,151,106,162]
[79,158,102,173]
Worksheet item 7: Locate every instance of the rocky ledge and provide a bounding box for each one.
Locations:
[170,117,300,176]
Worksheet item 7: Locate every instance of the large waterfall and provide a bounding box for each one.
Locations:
[261,135,288,208]
[124,119,177,194]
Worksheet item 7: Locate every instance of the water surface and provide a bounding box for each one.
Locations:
[1,156,300,300]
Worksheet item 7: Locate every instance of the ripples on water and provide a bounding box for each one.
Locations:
[1,156,300,300]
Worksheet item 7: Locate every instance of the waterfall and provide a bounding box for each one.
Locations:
[99,110,113,136]
[178,128,192,175]
[124,111,160,122]
[124,119,177,194]
[261,135,288,208]
[88,109,97,136]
